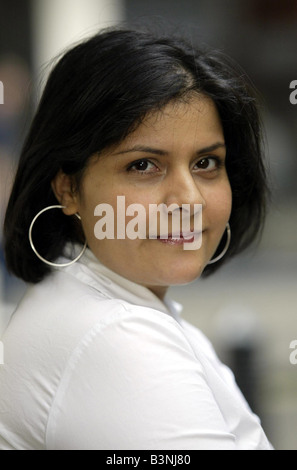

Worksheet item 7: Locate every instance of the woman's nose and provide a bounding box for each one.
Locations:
[163,168,206,212]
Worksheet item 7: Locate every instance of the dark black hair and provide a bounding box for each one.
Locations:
[3,27,268,283]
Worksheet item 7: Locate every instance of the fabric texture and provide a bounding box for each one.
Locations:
[0,247,273,450]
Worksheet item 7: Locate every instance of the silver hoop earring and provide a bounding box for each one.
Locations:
[207,223,231,265]
[28,205,87,268]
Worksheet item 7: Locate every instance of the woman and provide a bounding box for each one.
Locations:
[0,28,272,450]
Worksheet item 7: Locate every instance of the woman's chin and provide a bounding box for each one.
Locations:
[156,262,205,287]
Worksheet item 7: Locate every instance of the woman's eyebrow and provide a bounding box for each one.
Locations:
[114,142,225,156]
[114,145,168,156]
[197,142,226,155]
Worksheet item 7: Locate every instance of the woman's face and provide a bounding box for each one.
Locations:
[72,95,232,299]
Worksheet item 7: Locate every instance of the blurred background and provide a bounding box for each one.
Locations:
[0,0,296,450]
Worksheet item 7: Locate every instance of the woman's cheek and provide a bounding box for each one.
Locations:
[206,184,232,222]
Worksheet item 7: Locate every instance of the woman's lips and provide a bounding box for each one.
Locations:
[155,232,202,245]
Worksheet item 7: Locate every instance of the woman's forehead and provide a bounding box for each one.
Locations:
[118,95,222,145]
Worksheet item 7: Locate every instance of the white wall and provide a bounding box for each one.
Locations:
[31,0,124,86]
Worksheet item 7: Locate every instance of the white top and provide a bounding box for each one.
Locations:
[0,247,272,450]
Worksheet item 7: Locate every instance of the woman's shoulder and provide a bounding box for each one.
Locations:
[10,268,179,325]
[2,268,184,364]
[0,269,186,450]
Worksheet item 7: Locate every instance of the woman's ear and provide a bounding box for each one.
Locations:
[51,170,80,216]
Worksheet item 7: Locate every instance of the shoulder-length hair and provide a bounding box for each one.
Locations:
[4,27,268,283]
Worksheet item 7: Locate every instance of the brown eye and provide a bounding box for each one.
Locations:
[127,159,158,173]
[195,157,219,172]
[133,160,150,171]
[198,158,210,169]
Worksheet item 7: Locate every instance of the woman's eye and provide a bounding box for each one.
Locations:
[195,157,220,172]
[127,159,158,173]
